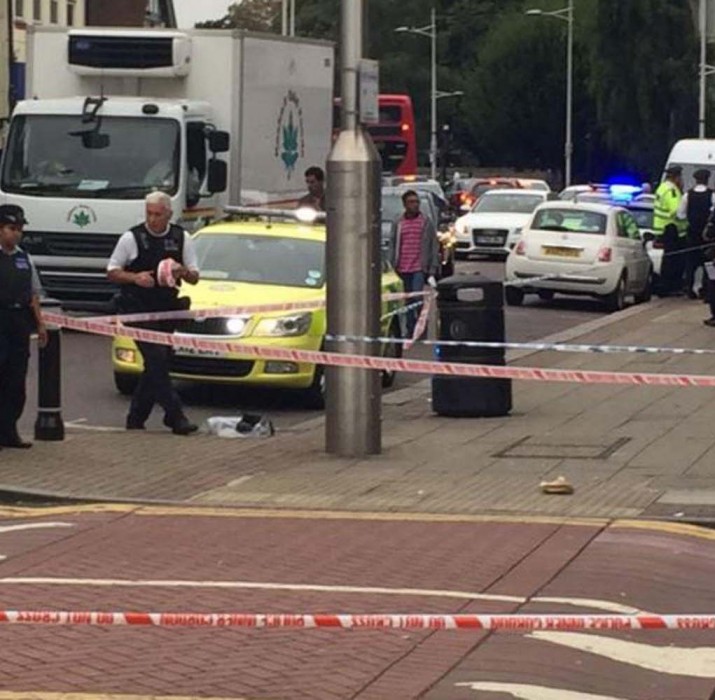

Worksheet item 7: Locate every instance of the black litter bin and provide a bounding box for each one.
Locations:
[432,274,512,417]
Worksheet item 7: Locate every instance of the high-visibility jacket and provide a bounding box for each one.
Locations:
[653,180,687,237]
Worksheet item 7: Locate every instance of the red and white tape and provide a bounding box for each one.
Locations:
[404,292,434,351]
[0,611,713,631]
[42,311,715,388]
[89,291,428,326]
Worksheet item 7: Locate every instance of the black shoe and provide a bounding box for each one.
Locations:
[703,318,715,327]
[165,416,198,436]
[125,418,146,430]
[0,433,32,449]
[686,290,698,300]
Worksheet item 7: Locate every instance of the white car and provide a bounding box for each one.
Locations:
[454,189,549,259]
[504,202,652,311]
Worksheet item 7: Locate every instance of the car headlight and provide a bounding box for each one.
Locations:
[225,316,249,335]
[254,312,313,337]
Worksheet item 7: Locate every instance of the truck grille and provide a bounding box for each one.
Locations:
[22,231,120,258]
[39,269,117,310]
[472,229,508,247]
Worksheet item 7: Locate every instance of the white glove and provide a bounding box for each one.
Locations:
[427,275,437,289]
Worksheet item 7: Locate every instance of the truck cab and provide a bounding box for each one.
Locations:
[2,96,227,307]
[1,26,334,309]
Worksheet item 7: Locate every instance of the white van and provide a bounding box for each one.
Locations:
[663,139,715,183]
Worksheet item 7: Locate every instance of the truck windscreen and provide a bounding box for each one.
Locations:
[1,115,180,198]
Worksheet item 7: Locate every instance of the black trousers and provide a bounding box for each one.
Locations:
[129,340,184,426]
[659,225,685,294]
[0,310,32,439]
[684,236,705,294]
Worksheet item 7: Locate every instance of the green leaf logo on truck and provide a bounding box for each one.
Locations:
[275,90,305,178]
[67,205,97,229]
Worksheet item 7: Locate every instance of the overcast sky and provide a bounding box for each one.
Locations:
[173,0,232,27]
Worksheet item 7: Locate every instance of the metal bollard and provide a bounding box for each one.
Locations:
[34,298,64,441]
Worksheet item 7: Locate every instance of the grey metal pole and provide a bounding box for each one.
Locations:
[700,0,707,138]
[326,0,382,457]
[281,0,288,35]
[430,7,437,180]
[564,0,573,187]
[289,0,296,36]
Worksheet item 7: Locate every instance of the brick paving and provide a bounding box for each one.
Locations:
[0,509,712,699]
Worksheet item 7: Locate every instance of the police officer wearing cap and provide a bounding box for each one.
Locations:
[0,204,48,449]
[107,191,199,435]
[677,168,715,298]
[654,165,687,296]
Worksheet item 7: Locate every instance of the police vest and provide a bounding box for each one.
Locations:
[653,181,686,236]
[686,188,713,239]
[118,223,186,313]
[0,248,33,309]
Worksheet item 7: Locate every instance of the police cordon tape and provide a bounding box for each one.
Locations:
[403,292,433,351]
[89,290,428,326]
[325,334,715,357]
[41,311,715,388]
[0,611,713,630]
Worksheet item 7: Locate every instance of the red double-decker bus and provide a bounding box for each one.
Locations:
[333,94,418,175]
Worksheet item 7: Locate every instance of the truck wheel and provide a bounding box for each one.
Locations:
[505,286,524,306]
[114,372,138,396]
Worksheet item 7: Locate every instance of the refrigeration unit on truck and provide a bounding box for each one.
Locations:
[0,27,334,309]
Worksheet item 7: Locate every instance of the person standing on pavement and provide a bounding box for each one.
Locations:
[677,168,715,299]
[653,165,687,296]
[297,166,326,211]
[0,205,48,449]
[388,190,440,336]
[107,192,199,435]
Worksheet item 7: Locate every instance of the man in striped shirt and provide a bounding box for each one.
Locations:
[388,190,440,336]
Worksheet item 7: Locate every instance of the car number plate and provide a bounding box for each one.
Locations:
[542,246,581,258]
[477,235,502,244]
[173,345,223,358]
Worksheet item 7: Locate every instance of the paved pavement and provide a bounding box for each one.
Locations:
[2,296,715,522]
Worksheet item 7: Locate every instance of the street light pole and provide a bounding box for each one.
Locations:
[395,12,462,180]
[429,7,437,180]
[565,0,573,186]
[526,0,573,187]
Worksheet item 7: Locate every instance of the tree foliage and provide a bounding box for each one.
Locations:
[199,0,701,182]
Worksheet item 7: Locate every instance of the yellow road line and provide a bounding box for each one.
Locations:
[1,504,713,541]
[0,694,247,700]
[610,518,715,541]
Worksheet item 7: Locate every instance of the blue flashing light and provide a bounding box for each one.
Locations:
[609,184,642,203]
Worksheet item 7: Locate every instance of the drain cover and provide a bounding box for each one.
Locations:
[494,435,631,460]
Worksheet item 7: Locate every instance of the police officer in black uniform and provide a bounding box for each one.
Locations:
[0,204,48,449]
[681,168,715,299]
[107,192,199,434]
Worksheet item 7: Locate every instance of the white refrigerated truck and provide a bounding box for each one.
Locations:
[0,27,334,308]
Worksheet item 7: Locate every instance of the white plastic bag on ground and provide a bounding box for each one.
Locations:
[204,414,275,439]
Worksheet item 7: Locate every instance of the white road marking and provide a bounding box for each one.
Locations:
[455,682,628,699]
[0,522,74,534]
[530,631,715,678]
[0,522,75,563]
[65,421,123,433]
[0,576,647,613]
